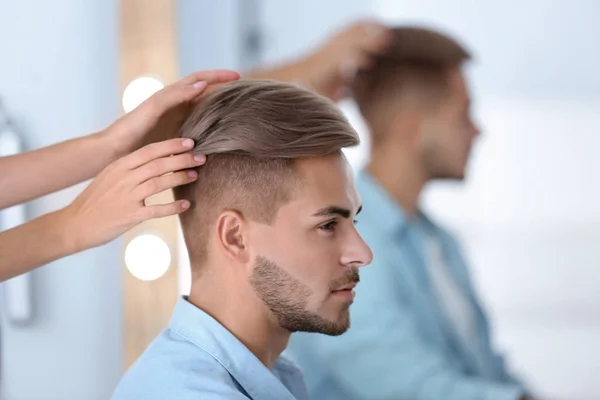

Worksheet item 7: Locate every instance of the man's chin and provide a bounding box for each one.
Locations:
[303,316,350,336]
[281,309,350,336]
[321,313,351,336]
[320,321,350,336]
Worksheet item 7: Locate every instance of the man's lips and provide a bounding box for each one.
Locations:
[332,282,357,292]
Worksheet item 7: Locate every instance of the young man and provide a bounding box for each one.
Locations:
[111,80,373,399]
[288,27,535,400]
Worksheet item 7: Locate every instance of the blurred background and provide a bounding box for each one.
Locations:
[1,0,599,399]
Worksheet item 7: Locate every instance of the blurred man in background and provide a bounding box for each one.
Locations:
[286,26,534,400]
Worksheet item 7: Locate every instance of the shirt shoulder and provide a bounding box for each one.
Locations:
[111,328,248,400]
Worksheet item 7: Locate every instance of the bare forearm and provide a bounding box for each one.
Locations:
[0,209,76,281]
[0,130,122,209]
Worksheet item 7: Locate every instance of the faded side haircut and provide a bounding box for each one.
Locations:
[352,26,471,137]
[174,79,359,267]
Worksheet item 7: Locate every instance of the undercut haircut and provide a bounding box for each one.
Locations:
[352,26,471,138]
[174,79,359,267]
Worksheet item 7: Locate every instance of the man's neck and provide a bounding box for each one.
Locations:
[367,146,427,216]
[188,270,290,369]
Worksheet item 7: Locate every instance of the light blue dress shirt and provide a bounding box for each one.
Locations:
[287,171,527,400]
[112,297,309,400]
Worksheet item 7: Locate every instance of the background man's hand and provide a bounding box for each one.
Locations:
[301,20,391,101]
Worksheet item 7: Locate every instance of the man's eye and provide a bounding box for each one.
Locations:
[319,221,338,231]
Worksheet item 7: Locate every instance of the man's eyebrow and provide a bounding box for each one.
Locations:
[312,205,362,219]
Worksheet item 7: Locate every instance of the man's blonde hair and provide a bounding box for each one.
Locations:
[174,79,359,267]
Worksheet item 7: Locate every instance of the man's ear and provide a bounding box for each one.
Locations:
[215,210,251,264]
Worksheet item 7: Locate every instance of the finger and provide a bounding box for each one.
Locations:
[332,86,352,102]
[360,23,392,52]
[135,170,198,200]
[121,138,196,170]
[344,20,390,52]
[333,19,376,40]
[138,200,192,221]
[146,81,209,114]
[360,21,387,37]
[339,57,359,82]
[337,19,384,43]
[178,70,240,87]
[134,151,206,184]
[141,70,239,117]
[348,52,374,72]
[189,83,230,103]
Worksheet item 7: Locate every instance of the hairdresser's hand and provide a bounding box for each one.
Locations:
[104,69,240,157]
[58,138,204,253]
[301,20,390,101]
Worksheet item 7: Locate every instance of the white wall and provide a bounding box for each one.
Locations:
[427,97,600,400]
[178,0,243,75]
[0,1,122,399]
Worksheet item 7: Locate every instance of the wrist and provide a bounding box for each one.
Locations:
[51,207,83,256]
[96,126,130,162]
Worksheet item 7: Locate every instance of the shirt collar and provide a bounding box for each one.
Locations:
[168,297,303,400]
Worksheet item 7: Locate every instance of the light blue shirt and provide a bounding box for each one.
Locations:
[287,171,527,400]
[112,297,309,400]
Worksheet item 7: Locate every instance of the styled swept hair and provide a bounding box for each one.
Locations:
[174,79,359,266]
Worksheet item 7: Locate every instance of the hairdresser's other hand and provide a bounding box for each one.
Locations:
[302,20,390,101]
[104,69,240,157]
[59,138,205,252]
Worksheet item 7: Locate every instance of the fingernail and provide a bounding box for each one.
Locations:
[181,201,191,210]
[194,154,206,163]
[182,138,194,148]
[187,170,198,178]
[191,81,207,90]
